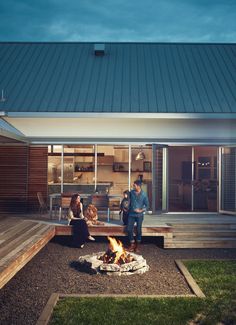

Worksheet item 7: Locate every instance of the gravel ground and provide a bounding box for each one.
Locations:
[1,236,236,325]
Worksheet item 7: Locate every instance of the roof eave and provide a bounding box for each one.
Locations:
[28,136,236,146]
[5,112,236,119]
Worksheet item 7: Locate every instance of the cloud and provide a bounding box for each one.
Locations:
[0,0,235,42]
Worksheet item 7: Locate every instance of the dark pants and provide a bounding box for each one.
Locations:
[122,211,129,225]
[127,215,144,243]
[70,219,90,247]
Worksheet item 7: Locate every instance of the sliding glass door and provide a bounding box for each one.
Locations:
[193,147,218,212]
[168,146,218,212]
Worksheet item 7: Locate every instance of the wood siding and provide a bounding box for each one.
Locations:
[28,147,48,212]
[0,146,28,213]
[0,146,48,214]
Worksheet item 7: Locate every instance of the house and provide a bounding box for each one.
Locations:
[0,42,235,215]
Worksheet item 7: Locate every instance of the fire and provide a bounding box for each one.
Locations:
[107,236,126,264]
[100,236,134,265]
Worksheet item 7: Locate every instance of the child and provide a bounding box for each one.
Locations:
[119,190,130,225]
[84,204,105,226]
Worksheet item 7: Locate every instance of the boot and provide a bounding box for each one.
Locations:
[134,242,140,253]
[127,242,136,252]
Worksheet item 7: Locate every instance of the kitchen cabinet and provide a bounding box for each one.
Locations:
[97,155,114,165]
[114,148,129,162]
[113,162,129,172]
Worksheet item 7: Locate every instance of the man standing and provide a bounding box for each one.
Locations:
[127,180,149,252]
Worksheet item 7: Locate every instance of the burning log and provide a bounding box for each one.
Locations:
[99,237,135,265]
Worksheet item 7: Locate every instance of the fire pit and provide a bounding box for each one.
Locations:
[78,237,149,276]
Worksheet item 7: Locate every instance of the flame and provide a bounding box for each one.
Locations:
[107,236,126,264]
[100,236,135,265]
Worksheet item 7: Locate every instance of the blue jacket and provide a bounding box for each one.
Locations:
[129,189,149,217]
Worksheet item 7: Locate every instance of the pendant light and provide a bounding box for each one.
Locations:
[135,146,146,160]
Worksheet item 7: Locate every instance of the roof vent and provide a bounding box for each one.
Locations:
[0,89,6,102]
[94,43,105,56]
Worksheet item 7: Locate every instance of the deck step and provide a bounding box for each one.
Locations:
[170,237,236,248]
[166,242,236,248]
[171,223,236,229]
[173,230,236,238]
[172,237,236,242]
[169,220,236,247]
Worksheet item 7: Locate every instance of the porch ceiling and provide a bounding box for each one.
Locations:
[0,118,27,143]
[3,116,236,145]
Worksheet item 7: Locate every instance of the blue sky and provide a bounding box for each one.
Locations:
[0,0,235,42]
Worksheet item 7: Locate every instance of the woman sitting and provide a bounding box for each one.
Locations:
[67,193,95,248]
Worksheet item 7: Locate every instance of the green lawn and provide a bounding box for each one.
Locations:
[49,260,236,325]
[184,260,236,325]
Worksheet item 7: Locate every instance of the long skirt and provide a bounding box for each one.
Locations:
[70,219,90,247]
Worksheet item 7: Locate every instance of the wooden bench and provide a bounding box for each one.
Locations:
[55,224,173,248]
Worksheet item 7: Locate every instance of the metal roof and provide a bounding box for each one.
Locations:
[0,42,235,114]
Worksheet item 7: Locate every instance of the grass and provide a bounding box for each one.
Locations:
[184,260,236,325]
[49,260,236,325]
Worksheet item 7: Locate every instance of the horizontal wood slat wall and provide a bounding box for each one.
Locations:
[0,146,28,213]
[28,147,48,212]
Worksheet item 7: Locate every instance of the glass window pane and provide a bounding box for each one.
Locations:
[169,146,192,211]
[131,145,152,211]
[194,147,218,212]
[97,145,129,195]
[63,145,95,194]
[48,145,62,195]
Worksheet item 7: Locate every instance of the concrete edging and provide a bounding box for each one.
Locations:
[175,258,236,298]
[36,293,60,325]
[175,259,205,298]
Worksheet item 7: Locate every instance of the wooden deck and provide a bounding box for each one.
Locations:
[1,213,236,289]
[0,217,55,289]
